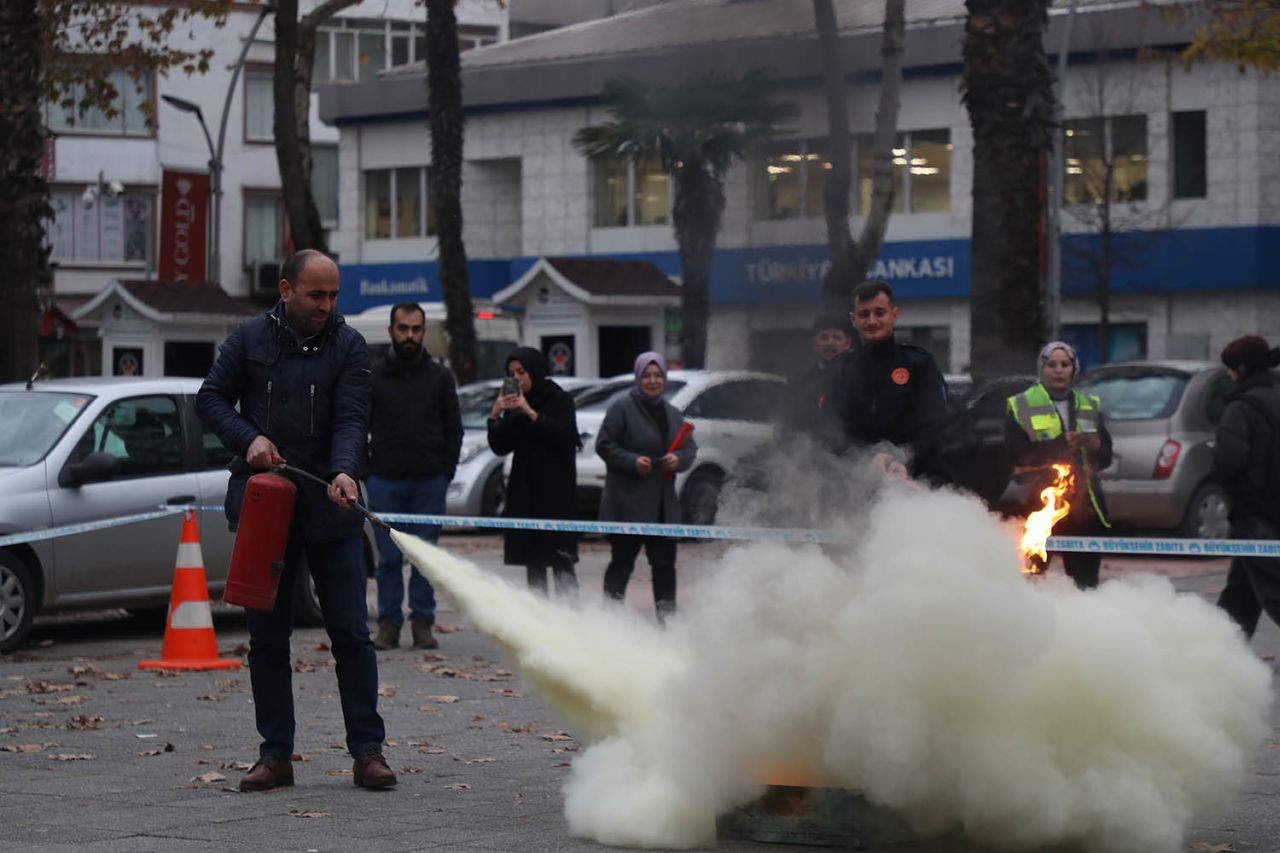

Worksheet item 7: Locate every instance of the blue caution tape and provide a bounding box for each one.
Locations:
[375,513,846,544]
[4,505,1280,558]
[1045,535,1280,558]
[0,508,186,548]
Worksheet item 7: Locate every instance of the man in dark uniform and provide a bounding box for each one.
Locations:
[197,249,396,792]
[819,280,949,476]
[776,312,854,438]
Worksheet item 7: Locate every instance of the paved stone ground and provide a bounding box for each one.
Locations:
[1,535,1277,852]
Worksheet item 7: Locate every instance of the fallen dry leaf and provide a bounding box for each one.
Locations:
[493,669,513,677]
[101,672,129,681]
[218,760,253,771]
[68,664,99,677]
[25,681,76,695]
[34,695,87,706]
[191,771,227,784]
[421,652,449,662]
[417,746,447,755]
[463,757,496,764]
[288,809,330,818]
[433,623,463,634]
[1,743,57,753]
[196,694,223,702]
[377,684,397,698]
[326,769,354,777]
[540,732,575,742]
[489,688,523,698]
[1187,844,1234,853]
[424,694,459,704]
[498,722,536,734]
[443,783,470,790]
[66,715,103,730]
[48,753,95,761]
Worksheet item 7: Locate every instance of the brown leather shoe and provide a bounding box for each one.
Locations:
[410,617,438,650]
[239,756,294,791]
[373,618,400,650]
[353,749,397,789]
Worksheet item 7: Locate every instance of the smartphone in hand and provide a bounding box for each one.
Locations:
[501,377,520,397]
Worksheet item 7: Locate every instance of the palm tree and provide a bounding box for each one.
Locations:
[961,0,1055,378]
[0,0,49,382]
[574,71,798,368]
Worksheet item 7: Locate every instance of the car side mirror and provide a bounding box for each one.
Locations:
[58,452,122,488]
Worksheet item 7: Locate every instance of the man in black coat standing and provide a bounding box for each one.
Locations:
[197,249,395,792]
[776,311,854,438]
[367,303,462,651]
[819,280,949,477]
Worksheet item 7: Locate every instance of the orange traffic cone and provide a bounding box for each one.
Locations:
[139,510,241,671]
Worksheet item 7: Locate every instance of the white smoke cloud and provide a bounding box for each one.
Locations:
[396,481,1272,853]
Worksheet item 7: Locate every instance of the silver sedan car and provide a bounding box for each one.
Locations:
[0,377,347,653]
[1074,360,1235,537]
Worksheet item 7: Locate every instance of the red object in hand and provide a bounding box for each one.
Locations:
[663,421,695,480]
[224,473,297,610]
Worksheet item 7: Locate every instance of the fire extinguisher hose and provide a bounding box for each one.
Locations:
[270,463,392,532]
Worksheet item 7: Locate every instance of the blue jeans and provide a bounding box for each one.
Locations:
[366,474,446,625]
[245,533,384,759]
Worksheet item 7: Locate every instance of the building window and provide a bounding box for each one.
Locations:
[244,68,274,142]
[363,167,435,239]
[47,190,153,263]
[754,139,831,221]
[244,193,286,268]
[591,155,670,228]
[1171,110,1206,200]
[45,68,153,136]
[1063,115,1148,205]
[857,129,951,214]
[314,20,499,83]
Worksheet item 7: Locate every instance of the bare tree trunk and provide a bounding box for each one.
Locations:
[962,0,1055,379]
[1098,162,1113,362]
[673,160,724,369]
[853,0,904,282]
[0,0,49,382]
[814,0,903,308]
[273,0,330,254]
[426,0,478,383]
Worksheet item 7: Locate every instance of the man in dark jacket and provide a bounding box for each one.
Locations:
[1212,335,1280,638]
[367,303,462,651]
[196,249,395,793]
[776,312,854,438]
[819,280,949,476]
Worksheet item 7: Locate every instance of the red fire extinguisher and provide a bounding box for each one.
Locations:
[223,473,297,611]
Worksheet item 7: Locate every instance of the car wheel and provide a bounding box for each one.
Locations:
[292,553,325,628]
[1178,482,1232,539]
[681,469,723,527]
[0,552,37,654]
[480,467,506,517]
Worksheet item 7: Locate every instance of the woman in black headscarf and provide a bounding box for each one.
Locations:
[486,347,580,596]
[1213,335,1280,639]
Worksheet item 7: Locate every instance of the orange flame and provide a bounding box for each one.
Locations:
[1020,464,1073,573]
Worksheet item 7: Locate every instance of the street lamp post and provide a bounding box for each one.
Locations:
[160,3,272,286]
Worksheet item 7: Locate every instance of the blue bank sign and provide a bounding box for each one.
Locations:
[336,227,1276,315]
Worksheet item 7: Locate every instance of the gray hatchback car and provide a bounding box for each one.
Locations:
[1073,360,1235,538]
[0,377,343,653]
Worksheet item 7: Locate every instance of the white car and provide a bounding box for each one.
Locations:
[573,370,786,524]
[0,377,369,652]
[448,377,600,517]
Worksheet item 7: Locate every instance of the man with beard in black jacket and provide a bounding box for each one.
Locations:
[366,303,462,651]
[819,280,949,478]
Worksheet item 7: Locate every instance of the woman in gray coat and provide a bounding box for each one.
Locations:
[597,352,697,620]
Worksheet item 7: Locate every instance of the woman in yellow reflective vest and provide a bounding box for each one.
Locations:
[1004,341,1113,589]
